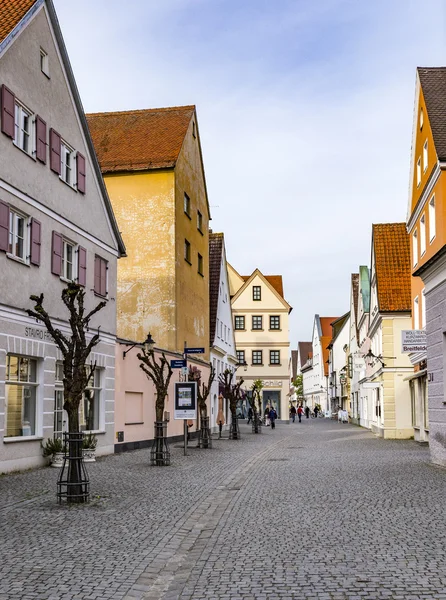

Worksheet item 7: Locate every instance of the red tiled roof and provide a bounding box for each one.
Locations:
[242,275,284,298]
[209,233,224,346]
[87,106,195,173]
[373,223,411,312]
[320,317,338,337]
[0,0,36,43]
[418,67,446,161]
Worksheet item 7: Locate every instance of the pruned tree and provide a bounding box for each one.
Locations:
[188,364,216,419]
[137,349,173,422]
[27,282,104,434]
[293,374,303,399]
[27,282,106,503]
[219,368,244,439]
[250,379,264,433]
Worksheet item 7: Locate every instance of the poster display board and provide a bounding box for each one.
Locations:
[174,382,197,420]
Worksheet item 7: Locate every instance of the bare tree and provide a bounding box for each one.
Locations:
[188,364,216,419]
[218,368,244,439]
[27,282,106,503]
[250,379,264,433]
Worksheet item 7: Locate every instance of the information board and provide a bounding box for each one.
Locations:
[401,330,427,353]
[174,382,197,419]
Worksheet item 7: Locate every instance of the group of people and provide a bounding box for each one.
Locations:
[246,405,278,428]
[290,404,314,422]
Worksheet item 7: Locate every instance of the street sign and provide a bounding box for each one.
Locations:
[170,359,186,368]
[184,347,205,354]
[181,366,189,376]
[401,330,427,353]
[174,382,197,419]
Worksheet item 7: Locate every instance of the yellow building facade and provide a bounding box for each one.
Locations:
[88,106,210,356]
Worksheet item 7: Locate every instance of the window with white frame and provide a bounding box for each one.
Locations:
[54,362,66,439]
[40,48,49,77]
[8,208,27,261]
[420,215,426,256]
[60,141,75,186]
[5,355,38,437]
[62,239,76,281]
[14,102,33,155]
[423,140,428,172]
[421,289,426,329]
[81,369,102,432]
[429,196,436,242]
[414,296,420,329]
[420,108,424,130]
[412,230,418,267]
[417,158,421,187]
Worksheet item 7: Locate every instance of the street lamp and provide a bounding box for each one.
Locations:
[236,360,248,372]
[144,332,156,354]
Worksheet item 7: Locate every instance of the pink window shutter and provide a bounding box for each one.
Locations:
[36,116,47,164]
[0,200,10,252]
[100,258,107,296]
[51,231,62,275]
[76,153,86,193]
[1,85,15,139]
[49,129,61,174]
[30,219,41,266]
[94,255,101,294]
[78,246,87,286]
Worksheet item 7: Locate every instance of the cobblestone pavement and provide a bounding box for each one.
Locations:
[1,419,446,600]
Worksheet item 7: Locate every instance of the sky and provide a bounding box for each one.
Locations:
[54,0,446,348]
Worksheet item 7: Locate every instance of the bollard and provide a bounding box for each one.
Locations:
[218,420,223,439]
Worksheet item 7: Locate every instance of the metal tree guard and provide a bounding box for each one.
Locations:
[252,412,262,434]
[199,416,212,448]
[150,420,170,466]
[57,432,90,504]
[229,415,240,439]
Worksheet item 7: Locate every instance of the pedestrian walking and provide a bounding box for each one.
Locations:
[247,406,253,424]
[269,406,278,429]
[305,405,310,419]
[290,404,297,423]
[314,405,319,418]
[297,405,303,423]
[264,406,270,427]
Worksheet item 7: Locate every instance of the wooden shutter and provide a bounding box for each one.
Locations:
[78,246,87,286]
[0,200,10,252]
[49,129,61,174]
[35,116,47,164]
[1,85,15,139]
[76,153,86,194]
[100,258,107,296]
[94,255,101,294]
[51,231,62,275]
[30,219,41,266]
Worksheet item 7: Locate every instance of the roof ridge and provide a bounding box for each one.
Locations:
[87,105,196,118]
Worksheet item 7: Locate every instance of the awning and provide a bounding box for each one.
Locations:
[403,368,427,382]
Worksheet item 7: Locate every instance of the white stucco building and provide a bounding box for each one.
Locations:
[0,0,125,472]
[327,313,350,414]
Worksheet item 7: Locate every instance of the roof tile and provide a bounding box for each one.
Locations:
[373,223,411,312]
[87,106,195,173]
[0,0,36,43]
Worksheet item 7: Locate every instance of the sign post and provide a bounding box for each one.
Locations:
[174,381,197,456]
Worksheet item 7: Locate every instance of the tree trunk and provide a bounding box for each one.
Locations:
[64,394,85,503]
[155,393,165,422]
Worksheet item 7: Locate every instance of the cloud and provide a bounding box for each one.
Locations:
[54,0,446,346]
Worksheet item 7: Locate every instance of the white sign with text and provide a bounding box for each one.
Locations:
[401,330,427,353]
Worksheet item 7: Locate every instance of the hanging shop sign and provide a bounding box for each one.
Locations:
[401,330,427,353]
[174,382,197,420]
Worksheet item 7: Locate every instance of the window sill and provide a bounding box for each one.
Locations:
[429,236,436,244]
[82,430,105,435]
[59,176,77,192]
[269,329,282,332]
[93,292,108,300]
[60,276,76,284]
[125,422,144,426]
[252,329,264,332]
[13,141,36,161]
[269,364,282,367]
[4,436,43,443]
[198,272,204,277]
[252,364,263,367]
[6,253,30,267]
[185,258,192,266]
[184,211,191,220]
[235,329,246,332]
[198,228,204,236]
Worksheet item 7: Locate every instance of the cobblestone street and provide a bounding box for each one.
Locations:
[1,420,446,600]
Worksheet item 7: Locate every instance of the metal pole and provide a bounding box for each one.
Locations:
[184,341,187,456]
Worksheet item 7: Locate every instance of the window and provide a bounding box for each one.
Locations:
[429,196,436,242]
[184,193,191,217]
[270,350,280,365]
[252,315,263,330]
[197,210,203,233]
[54,362,65,440]
[236,350,245,364]
[198,253,203,276]
[60,141,75,186]
[8,208,27,261]
[420,108,424,130]
[423,140,428,172]
[14,102,32,155]
[40,48,49,76]
[270,316,280,330]
[5,355,38,437]
[253,286,261,301]
[235,315,245,330]
[420,215,426,256]
[421,289,426,329]
[94,255,108,297]
[62,239,76,281]
[81,369,102,432]
[184,239,191,264]
[417,158,421,187]
[412,230,418,267]
[192,121,196,138]
[252,350,263,365]
[414,296,420,329]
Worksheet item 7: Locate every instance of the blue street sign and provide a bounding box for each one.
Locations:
[184,347,205,355]
[171,359,186,368]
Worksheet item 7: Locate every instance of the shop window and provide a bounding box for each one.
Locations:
[5,355,38,437]
[81,369,102,432]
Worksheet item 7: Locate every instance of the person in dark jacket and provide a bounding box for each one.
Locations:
[269,407,278,429]
[247,406,253,424]
[305,405,310,419]
[290,405,297,423]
